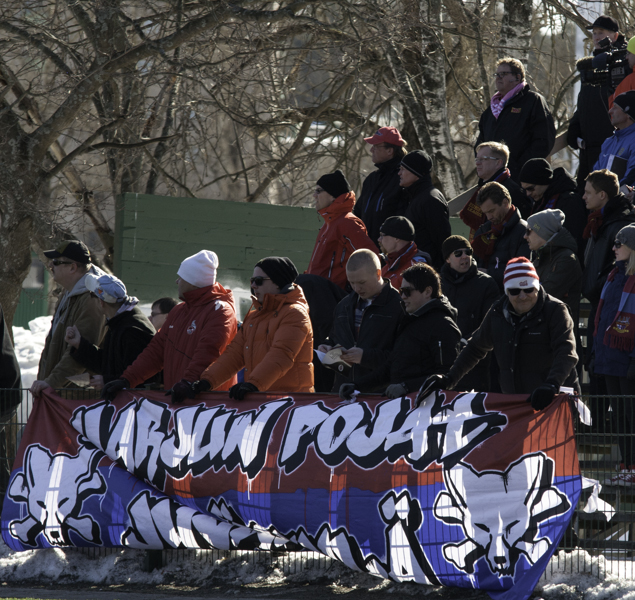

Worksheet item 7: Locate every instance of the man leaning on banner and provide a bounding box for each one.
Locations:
[421,257,579,409]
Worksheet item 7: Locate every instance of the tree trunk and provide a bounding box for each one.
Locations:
[498,0,532,62]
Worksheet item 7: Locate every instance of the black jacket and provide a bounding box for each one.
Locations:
[474,210,530,291]
[0,304,21,413]
[354,296,461,392]
[530,168,588,262]
[582,193,635,306]
[325,281,404,390]
[448,288,579,394]
[71,306,155,384]
[476,85,556,180]
[354,156,406,246]
[402,174,451,268]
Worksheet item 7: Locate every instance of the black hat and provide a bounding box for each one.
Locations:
[380,216,415,242]
[586,15,619,32]
[255,257,299,289]
[442,235,472,261]
[316,170,351,198]
[43,240,91,264]
[401,150,432,179]
[519,158,554,185]
[614,91,635,121]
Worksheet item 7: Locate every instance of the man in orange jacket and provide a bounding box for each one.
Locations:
[306,170,378,290]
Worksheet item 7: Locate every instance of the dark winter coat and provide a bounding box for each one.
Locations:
[473,210,531,291]
[325,281,404,391]
[582,193,635,306]
[476,85,556,180]
[354,296,462,393]
[354,155,406,245]
[0,304,21,413]
[71,306,155,384]
[530,168,588,262]
[448,287,579,394]
[531,227,583,328]
[381,242,428,289]
[402,174,451,268]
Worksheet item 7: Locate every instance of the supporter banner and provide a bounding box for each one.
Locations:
[2,389,581,600]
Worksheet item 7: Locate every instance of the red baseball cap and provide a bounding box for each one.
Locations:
[364,126,405,147]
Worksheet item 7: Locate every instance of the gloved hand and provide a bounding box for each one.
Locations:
[191,379,212,394]
[165,379,196,404]
[627,359,635,381]
[101,378,129,402]
[529,383,558,411]
[415,374,451,407]
[339,383,356,401]
[228,382,259,400]
[385,383,408,399]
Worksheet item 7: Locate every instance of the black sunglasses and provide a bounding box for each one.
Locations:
[250,276,272,286]
[614,241,623,249]
[507,287,537,296]
[399,287,415,298]
[51,259,74,266]
[453,248,473,258]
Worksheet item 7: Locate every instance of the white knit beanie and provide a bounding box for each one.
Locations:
[177,250,219,288]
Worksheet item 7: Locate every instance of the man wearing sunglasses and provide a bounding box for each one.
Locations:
[31,240,106,398]
[421,257,579,409]
[475,58,555,182]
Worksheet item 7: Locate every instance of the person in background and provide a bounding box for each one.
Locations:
[149,297,178,331]
[378,216,427,289]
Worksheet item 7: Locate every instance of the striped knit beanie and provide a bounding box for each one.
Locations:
[503,257,539,293]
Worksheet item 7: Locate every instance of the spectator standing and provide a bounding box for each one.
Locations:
[31,241,105,398]
[149,297,178,331]
[354,127,407,245]
[471,182,530,291]
[196,257,314,397]
[65,273,155,391]
[440,235,500,391]
[475,58,556,181]
[306,170,377,290]
[608,35,635,109]
[519,158,588,261]
[102,250,238,402]
[378,216,427,289]
[460,142,532,241]
[399,150,451,268]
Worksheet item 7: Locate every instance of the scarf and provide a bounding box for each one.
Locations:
[471,204,517,260]
[583,208,604,240]
[490,82,526,119]
[532,193,558,215]
[595,266,635,352]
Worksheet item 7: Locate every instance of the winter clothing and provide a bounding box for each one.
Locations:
[519,158,553,185]
[37,267,106,389]
[44,240,91,264]
[381,242,427,289]
[200,285,314,393]
[609,72,635,109]
[616,224,635,250]
[352,296,462,393]
[380,216,415,241]
[442,235,471,261]
[71,306,155,385]
[257,257,299,289]
[177,250,219,288]
[472,208,530,291]
[594,123,635,185]
[527,209,565,242]
[0,304,20,411]
[401,150,433,178]
[364,127,405,146]
[85,273,132,304]
[122,283,238,390]
[587,15,619,31]
[614,91,635,121]
[476,85,556,180]
[447,287,579,394]
[503,257,540,292]
[306,191,377,289]
[354,155,406,245]
[402,174,451,268]
[317,170,351,199]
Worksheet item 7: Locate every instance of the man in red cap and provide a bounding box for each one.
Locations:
[354,126,408,245]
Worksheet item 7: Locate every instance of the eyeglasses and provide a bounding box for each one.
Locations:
[314,187,324,194]
[474,156,500,163]
[51,259,74,266]
[525,228,534,236]
[453,248,473,258]
[250,276,272,286]
[494,71,514,79]
[507,287,538,296]
[522,185,536,194]
[614,241,623,249]
[399,287,415,298]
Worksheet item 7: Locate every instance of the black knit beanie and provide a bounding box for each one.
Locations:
[316,170,351,198]
[380,216,415,242]
[442,235,472,260]
[519,158,553,185]
[401,150,432,178]
[255,257,299,289]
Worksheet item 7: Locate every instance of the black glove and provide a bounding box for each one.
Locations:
[228,382,259,400]
[101,378,129,402]
[165,379,197,404]
[385,383,408,399]
[415,374,451,406]
[627,359,635,381]
[529,383,558,411]
[339,383,356,400]
[191,379,212,394]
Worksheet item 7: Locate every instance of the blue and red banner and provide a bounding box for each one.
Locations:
[1,389,581,600]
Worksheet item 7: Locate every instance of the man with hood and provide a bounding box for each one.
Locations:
[306,170,377,290]
[193,257,314,398]
[31,240,105,397]
[102,250,238,403]
[519,159,587,261]
[339,263,461,399]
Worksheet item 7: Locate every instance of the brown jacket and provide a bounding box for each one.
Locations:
[202,285,314,393]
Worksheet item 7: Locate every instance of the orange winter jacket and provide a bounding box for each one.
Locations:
[122,283,238,390]
[306,191,378,289]
[201,285,314,393]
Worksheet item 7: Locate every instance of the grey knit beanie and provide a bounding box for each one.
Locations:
[526,209,565,241]
[616,224,635,251]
